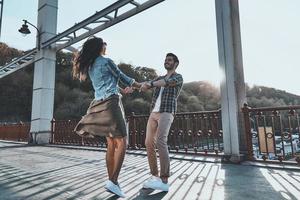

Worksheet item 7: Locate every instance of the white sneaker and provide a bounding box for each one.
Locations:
[143,176,169,191]
[143,176,160,188]
[104,180,126,198]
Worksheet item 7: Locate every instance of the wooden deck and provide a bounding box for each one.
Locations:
[0,141,299,200]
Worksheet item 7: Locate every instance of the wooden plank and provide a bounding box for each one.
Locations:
[171,162,206,200]
[187,163,214,200]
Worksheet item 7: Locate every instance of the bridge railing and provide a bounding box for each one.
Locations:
[1,105,300,165]
[50,119,106,146]
[242,104,300,164]
[49,110,223,156]
[127,111,223,155]
[0,122,30,142]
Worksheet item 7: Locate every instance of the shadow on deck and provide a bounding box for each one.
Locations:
[0,141,299,200]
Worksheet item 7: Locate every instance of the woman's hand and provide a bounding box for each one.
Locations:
[123,87,134,94]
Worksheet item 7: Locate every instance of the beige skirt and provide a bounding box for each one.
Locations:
[74,95,127,138]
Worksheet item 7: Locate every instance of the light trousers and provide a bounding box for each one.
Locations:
[145,112,174,178]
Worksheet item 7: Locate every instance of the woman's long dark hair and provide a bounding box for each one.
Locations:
[73,37,104,81]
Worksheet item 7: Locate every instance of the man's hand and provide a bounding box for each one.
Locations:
[140,82,151,92]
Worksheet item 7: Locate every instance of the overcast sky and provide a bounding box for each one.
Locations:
[1,0,300,96]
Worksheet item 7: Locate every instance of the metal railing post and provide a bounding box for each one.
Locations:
[50,118,55,144]
[242,103,254,160]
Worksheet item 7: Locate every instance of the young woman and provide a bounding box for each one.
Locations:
[73,37,141,197]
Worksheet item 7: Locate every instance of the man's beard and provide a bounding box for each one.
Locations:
[164,64,175,70]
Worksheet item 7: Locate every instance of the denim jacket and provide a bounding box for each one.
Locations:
[88,56,135,100]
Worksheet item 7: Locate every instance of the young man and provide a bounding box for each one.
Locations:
[140,53,183,192]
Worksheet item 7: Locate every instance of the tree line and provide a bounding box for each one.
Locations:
[1,42,300,122]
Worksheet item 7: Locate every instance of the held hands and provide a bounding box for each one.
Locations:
[123,87,134,94]
[122,85,144,94]
[122,81,152,94]
[122,81,141,94]
[140,81,151,92]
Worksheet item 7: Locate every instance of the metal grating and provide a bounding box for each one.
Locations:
[0,0,165,79]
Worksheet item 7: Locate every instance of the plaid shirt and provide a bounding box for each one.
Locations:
[150,72,183,113]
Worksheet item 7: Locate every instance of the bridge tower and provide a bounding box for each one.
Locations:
[215,0,247,162]
[30,0,58,144]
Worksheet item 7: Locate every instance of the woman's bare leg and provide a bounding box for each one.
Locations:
[110,137,127,184]
[106,137,115,181]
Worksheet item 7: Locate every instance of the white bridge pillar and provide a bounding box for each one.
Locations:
[215,0,247,162]
[30,0,58,144]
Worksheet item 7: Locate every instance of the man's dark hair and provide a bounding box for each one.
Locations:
[166,53,179,64]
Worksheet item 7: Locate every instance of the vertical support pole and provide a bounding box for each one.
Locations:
[30,0,58,144]
[0,0,4,38]
[215,0,247,162]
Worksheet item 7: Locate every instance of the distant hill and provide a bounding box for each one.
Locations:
[1,43,300,122]
[0,43,23,65]
[246,85,300,107]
